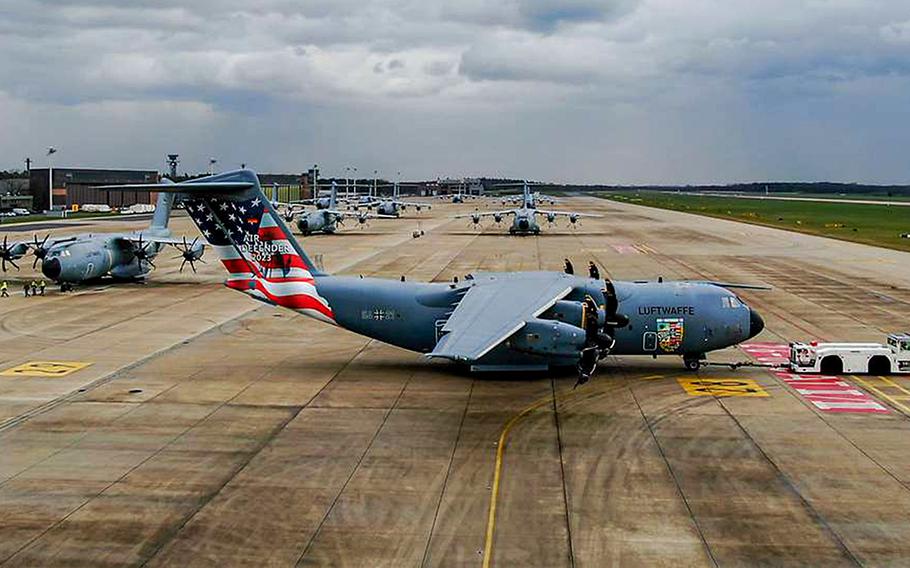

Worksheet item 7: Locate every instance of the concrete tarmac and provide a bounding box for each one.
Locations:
[1,198,909,566]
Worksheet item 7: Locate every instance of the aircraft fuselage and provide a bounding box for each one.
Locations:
[509,208,540,235]
[315,274,762,369]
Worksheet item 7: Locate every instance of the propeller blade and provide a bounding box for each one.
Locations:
[179,259,187,272]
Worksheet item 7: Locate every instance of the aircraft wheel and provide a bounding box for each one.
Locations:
[684,356,702,371]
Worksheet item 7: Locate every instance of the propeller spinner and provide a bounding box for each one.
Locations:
[31,234,51,269]
[131,234,156,269]
[0,236,26,272]
[172,236,206,273]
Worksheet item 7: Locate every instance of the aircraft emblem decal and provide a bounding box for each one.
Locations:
[657,317,684,352]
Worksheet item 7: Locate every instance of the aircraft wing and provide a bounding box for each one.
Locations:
[396,200,432,208]
[536,209,602,218]
[428,272,574,362]
[332,210,396,219]
[120,235,199,246]
[453,210,515,219]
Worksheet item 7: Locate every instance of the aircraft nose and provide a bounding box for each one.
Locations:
[748,308,764,339]
[42,258,61,281]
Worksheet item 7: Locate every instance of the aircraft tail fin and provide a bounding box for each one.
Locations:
[149,178,176,230]
[329,182,337,210]
[98,170,334,323]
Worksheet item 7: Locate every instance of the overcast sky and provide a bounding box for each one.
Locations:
[2,1,910,184]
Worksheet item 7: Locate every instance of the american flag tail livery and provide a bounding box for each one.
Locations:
[100,170,335,324]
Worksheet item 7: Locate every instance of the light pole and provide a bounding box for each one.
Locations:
[46,147,57,212]
[372,169,378,199]
[166,154,179,179]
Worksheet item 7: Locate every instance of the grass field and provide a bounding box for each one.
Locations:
[0,211,126,227]
[602,191,910,252]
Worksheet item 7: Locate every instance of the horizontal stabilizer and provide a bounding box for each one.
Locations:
[97,169,259,194]
[96,181,254,193]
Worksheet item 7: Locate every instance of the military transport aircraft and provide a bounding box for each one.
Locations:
[101,169,766,383]
[457,182,599,235]
[283,182,394,236]
[501,186,558,207]
[0,187,205,288]
[360,182,433,217]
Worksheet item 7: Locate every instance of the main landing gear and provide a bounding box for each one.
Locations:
[684,354,705,371]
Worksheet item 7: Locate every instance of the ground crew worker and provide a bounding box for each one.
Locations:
[588,261,600,280]
[38,280,46,296]
[564,258,574,275]
[0,281,8,298]
[30,280,38,297]
[23,282,30,297]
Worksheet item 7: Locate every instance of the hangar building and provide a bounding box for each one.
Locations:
[29,168,159,212]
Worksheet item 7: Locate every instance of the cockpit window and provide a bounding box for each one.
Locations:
[721,296,743,309]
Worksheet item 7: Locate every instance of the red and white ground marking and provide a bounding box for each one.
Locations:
[610,244,640,255]
[739,342,790,364]
[741,343,890,414]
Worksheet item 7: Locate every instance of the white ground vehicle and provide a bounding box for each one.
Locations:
[790,333,910,375]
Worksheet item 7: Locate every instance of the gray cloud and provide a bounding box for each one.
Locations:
[1,0,910,183]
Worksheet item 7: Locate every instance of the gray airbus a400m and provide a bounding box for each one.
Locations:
[0,188,205,288]
[458,181,600,235]
[359,182,433,217]
[102,169,766,382]
[283,182,394,236]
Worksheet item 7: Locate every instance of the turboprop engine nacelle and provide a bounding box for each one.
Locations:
[540,299,594,329]
[508,318,587,358]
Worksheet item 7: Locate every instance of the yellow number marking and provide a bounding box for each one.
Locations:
[1,361,92,378]
[677,377,769,397]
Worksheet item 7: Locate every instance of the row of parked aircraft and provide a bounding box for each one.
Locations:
[0,177,597,285]
[277,180,597,236]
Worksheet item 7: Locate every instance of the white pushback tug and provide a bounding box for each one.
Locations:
[790,333,910,375]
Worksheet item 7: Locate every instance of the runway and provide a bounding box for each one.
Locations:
[1,198,909,566]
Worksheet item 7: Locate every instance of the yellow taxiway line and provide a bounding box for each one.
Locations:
[482,372,666,567]
[482,396,551,568]
[852,375,910,416]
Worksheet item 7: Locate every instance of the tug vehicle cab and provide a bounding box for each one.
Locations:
[789,333,910,375]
